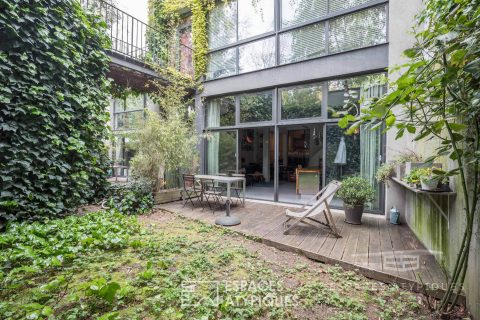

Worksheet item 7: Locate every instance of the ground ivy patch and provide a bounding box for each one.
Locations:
[0,210,434,319]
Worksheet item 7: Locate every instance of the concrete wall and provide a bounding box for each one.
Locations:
[202,45,388,97]
[386,1,480,317]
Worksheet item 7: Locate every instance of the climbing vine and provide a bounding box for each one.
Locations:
[0,0,111,220]
[148,0,215,81]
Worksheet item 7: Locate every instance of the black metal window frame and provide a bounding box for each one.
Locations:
[206,0,389,80]
[112,94,148,131]
[202,71,387,212]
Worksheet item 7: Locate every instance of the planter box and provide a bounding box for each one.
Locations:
[404,162,442,176]
[154,188,181,204]
[396,164,405,180]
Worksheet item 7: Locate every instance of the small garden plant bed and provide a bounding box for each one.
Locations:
[1,209,440,319]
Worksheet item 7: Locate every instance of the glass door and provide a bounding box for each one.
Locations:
[238,127,274,201]
[206,130,238,175]
[277,124,323,204]
[325,124,382,212]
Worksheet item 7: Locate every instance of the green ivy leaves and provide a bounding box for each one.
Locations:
[0,0,111,220]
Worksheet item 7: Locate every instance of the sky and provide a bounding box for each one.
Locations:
[116,0,149,23]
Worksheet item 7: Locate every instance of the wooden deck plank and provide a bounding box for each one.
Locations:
[386,223,417,281]
[341,217,361,264]
[353,217,372,268]
[378,218,400,277]
[158,200,452,300]
[367,218,383,272]
[317,213,346,257]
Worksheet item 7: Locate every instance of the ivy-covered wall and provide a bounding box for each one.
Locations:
[0,0,111,220]
[148,0,213,80]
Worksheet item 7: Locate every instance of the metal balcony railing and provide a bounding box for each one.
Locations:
[80,0,194,75]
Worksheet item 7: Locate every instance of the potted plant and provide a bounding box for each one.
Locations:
[417,167,442,191]
[375,162,396,185]
[393,151,423,179]
[403,168,421,188]
[337,176,375,225]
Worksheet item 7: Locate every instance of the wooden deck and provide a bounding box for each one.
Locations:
[158,200,449,299]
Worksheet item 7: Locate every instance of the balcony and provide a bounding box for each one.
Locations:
[80,0,193,89]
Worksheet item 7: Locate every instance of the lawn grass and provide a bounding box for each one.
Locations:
[0,209,433,319]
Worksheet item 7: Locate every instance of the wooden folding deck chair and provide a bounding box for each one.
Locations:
[283,180,342,237]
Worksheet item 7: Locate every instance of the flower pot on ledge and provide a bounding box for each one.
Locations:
[154,188,181,204]
[420,177,440,191]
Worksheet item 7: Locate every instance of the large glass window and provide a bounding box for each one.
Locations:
[206,96,236,128]
[208,0,237,49]
[238,0,274,40]
[207,47,237,80]
[203,73,386,211]
[114,112,144,130]
[240,91,273,123]
[113,94,145,130]
[238,37,276,73]
[279,23,326,65]
[206,1,387,80]
[328,73,387,118]
[207,130,237,174]
[329,6,387,54]
[281,0,327,28]
[329,0,374,13]
[280,83,323,120]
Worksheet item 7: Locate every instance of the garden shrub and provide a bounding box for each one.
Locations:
[105,180,154,215]
[0,0,111,220]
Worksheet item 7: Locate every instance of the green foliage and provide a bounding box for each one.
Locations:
[337,176,375,207]
[129,70,198,190]
[339,0,480,310]
[105,180,154,215]
[191,0,215,80]
[375,162,395,184]
[0,0,111,220]
[403,167,443,186]
[0,210,139,277]
[0,212,431,319]
[403,168,423,186]
[392,151,423,165]
[148,0,214,80]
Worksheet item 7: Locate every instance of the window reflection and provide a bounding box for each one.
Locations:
[208,0,237,49]
[279,23,326,65]
[327,74,387,118]
[206,96,236,128]
[238,37,275,73]
[281,0,327,28]
[280,84,323,120]
[240,91,273,123]
[238,0,274,39]
[207,47,237,80]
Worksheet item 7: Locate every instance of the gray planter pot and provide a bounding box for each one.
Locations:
[420,177,440,190]
[344,204,364,225]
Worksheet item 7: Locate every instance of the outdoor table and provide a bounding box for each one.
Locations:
[194,174,246,226]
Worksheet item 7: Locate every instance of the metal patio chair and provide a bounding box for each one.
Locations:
[182,174,203,209]
[200,178,225,212]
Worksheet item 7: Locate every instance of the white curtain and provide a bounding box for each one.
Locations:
[206,100,220,174]
[360,84,386,210]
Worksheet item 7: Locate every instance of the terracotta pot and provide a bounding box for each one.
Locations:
[344,204,364,225]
